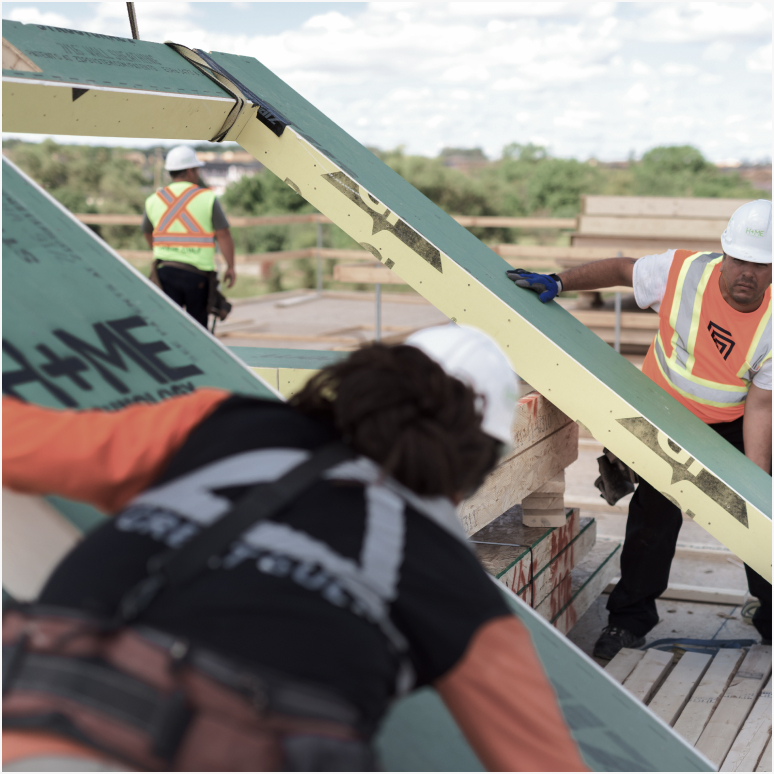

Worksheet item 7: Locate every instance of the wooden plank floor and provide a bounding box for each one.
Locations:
[606,645,772,771]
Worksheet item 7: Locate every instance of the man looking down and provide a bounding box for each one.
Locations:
[507,199,772,660]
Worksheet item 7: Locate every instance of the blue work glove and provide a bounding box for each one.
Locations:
[506,268,563,303]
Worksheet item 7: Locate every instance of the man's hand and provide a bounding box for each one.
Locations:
[506,269,563,303]
[223,266,236,288]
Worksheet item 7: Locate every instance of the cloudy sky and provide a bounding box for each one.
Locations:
[3,2,772,162]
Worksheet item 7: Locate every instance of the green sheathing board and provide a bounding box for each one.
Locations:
[2,24,770,584]
[2,157,276,410]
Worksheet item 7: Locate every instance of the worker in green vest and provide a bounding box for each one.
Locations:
[143,145,236,327]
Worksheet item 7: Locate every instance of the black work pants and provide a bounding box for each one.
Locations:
[607,416,772,640]
[157,265,209,327]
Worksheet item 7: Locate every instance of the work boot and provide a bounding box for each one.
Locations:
[593,626,646,660]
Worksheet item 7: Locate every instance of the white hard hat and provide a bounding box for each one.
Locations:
[721,199,772,264]
[164,145,206,172]
[406,324,518,445]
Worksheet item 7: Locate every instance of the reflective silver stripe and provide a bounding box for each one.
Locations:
[179,211,202,232]
[745,323,772,380]
[671,253,720,360]
[154,235,215,245]
[654,337,747,404]
[158,187,175,204]
[132,448,309,524]
[361,485,405,601]
[156,186,204,232]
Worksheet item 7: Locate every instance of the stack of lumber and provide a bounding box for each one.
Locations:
[607,644,772,771]
[572,195,747,254]
[461,389,621,635]
[472,506,621,635]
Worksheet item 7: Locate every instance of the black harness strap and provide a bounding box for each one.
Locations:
[118,442,355,624]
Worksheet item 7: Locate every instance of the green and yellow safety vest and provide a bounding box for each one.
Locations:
[145,182,217,271]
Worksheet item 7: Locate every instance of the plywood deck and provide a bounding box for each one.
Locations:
[606,646,772,771]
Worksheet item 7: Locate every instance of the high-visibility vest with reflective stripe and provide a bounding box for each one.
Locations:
[642,249,772,424]
[145,182,216,271]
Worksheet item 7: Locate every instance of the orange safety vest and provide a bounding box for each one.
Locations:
[151,185,216,250]
[642,250,772,424]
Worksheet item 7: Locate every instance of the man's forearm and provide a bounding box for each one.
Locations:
[215,229,235,268]
[558,257,636,292]
[743,384,772,473]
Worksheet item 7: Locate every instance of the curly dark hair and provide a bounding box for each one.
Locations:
[290,343,501,500]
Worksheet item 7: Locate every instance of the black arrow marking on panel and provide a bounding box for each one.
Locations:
[617,416,748,527]
[323,171,442,273]
[72,88,89,101]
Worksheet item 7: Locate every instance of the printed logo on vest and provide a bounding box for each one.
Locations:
[707,321,735,360]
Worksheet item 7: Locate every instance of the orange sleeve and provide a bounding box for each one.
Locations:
[435,615,588,772]
[2,389,230,514]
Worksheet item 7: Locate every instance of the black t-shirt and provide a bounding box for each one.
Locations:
[39,397,510,726]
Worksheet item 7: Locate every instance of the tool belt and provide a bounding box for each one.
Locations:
[150,260,232,323]
[3,605,372,772]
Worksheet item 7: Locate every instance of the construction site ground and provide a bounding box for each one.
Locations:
[218,288,759,662]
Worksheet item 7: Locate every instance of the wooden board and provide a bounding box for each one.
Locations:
[696,646,773,767]
[605,648,646,684]
[472,507,583,588]
[648,652,713,726]
[673,649,748,746]
[720,677,772,772]
[604,580,748,606]
[756,737,772,772]
[539,540,622,634]
[513,517,596,606]
[622,649,674,703]
[571,234,723,253]
[459,421,578,534]
[459,392,577,534]
[577,216,728,240]
[582,195,748,220]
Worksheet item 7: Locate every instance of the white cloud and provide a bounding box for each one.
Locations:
[626,83,650,103]
[702,40,734,61]
[637,2,771,43]
[747,44,772,72]
[632,60,651,75]
[661,63,700,77]
[6,7,71,26]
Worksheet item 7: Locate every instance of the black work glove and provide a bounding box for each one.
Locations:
[506,269,563,303]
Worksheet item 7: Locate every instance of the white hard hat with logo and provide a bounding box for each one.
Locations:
[406,324,518,445]
[721,199,772,264]
[164,145,206,172]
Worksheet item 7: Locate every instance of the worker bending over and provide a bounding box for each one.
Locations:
[508,199,772,660]
[3,326,587,772]
[143,145,236,327]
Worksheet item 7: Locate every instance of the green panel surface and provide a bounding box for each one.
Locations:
[2,158,275,411]
[2,20,224,96]
[211,49,770,522]
[376,580,713,772]
[228,346,346,370]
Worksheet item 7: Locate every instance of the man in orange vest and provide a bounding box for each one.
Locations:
[507,199,772,660]
[143,146,236,327]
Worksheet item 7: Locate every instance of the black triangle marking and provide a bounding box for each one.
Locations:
[72,88,89,102]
